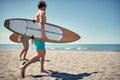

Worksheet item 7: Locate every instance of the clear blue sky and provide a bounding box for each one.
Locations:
[0,0,120,44]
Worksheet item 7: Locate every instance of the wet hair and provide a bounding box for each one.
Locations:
[37,1,47,9]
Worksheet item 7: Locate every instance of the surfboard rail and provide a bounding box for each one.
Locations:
[4,18,80,43]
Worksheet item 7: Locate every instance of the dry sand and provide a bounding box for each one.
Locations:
[0,49,120,80]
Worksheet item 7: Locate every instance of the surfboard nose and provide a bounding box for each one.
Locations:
[76,34,81,40]
[73,33,81,42]
[4,20,10,28]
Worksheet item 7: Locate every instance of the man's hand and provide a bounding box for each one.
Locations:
[41,35,48,42]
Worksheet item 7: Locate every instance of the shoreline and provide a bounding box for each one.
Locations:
[0,50,120,80]
[0,44,120,52]
[0,49,120,53]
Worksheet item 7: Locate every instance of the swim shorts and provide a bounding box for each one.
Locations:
[34,39,45,50]
[26,38,30,41]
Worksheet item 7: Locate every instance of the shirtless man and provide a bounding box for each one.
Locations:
[20,1,47,78]
[19,37,29,61]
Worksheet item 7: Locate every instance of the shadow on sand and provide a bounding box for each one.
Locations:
[30,70,98,80]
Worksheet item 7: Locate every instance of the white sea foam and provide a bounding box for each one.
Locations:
[83,48,88,50]
[76,48,81,50]
[65,48,70,50]
[50,48,55,50]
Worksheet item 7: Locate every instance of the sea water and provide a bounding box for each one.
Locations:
[0,44,120,52]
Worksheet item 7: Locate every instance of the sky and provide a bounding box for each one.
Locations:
[0,0,120,44]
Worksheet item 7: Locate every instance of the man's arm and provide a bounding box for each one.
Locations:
[40,11,47,42]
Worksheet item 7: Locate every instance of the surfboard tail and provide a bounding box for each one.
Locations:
[4,20,10,29]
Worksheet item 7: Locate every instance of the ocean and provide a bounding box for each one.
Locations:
[0,44,120,52]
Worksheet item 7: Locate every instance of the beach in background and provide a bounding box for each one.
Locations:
[0,44,120,80]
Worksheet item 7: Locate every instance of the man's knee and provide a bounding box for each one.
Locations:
[23,48,28,51]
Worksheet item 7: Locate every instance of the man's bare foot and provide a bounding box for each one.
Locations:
[23,58,29,61]
[20,58,29,61]
[20,57,22,61]
[41,69,45,73]
[20,68,25,78]
[41,70,50,74]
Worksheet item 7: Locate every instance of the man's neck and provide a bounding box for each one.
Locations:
[39,7,45,11]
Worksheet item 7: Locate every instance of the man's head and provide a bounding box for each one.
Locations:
[37,1,47,10]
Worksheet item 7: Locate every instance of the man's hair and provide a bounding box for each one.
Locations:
[38,1,47,9]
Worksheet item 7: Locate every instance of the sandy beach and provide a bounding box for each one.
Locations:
[0,49,120,80]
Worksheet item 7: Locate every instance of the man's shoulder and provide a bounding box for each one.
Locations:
[41,11,45,14]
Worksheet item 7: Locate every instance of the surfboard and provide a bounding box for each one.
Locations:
[9,33,21,43]
[4,18,80,43]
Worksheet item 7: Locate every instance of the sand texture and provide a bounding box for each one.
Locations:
[0,50,120,80]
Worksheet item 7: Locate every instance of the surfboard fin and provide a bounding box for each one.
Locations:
[33,20,36,23]
[31,35,34,39]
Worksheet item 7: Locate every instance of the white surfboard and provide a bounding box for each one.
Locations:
[4,18,80,43]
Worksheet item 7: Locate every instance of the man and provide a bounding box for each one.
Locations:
[20,1,47,78]
[19,37,29,61]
